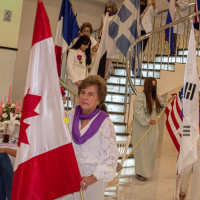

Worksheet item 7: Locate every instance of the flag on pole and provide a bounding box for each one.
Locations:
[194,0,200,30]
[90,13,109,77]
[55,0,80,76]
[108,0,141,74]
[165,88,183,152]
[165,0,175,54]
[176,22,199,175]
[11,1,81,199]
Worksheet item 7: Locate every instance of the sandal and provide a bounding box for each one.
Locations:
[136,174,147,181]
[179,192,186,200]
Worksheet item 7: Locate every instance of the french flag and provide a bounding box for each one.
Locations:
[11,1,81,199]
[55,0,80,76]
[165,0,175,54]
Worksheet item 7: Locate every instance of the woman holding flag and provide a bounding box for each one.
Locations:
[60,75,118,200]
[132,77,165,181]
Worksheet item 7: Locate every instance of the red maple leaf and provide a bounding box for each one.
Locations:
[18,89,42,147]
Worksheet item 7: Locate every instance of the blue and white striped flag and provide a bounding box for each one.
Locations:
[108,0,141,74]
[165,0,175,54]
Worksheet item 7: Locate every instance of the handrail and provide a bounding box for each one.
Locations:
[157,2,195,15]
[59,79,78,96]
[126,10,200,94]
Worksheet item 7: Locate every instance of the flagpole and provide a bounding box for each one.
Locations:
[125,86,183,161]
[80,191,84,200]
[85,16,105,77]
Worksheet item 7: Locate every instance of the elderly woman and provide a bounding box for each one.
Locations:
[67,35,91,104]
[72,22,98,54]
[132,77,165,181]
[60,75,118,200]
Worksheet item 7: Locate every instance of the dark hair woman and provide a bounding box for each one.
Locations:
[132,77,165,181]
[64,75,118,200]
[67,35,91,105]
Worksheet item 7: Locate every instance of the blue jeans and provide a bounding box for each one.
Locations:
[0,153,14,200]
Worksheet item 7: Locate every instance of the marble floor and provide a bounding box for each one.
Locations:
[106,126,182,200]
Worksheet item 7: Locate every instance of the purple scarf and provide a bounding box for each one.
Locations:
[72,106,109,144]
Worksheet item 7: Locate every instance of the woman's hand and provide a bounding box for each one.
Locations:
[75,80,82,86]
[150,120,156,125]
[168,95,175,103]
[0,148,7,153]
[0,148,16,157]
[92,44,98,53]
[80,174,98,191]
[152,0,156,10]
[175,3,180,7]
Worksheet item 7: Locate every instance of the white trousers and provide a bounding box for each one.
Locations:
[179,142,200,200]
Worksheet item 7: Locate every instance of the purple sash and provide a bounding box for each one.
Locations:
[72,106,109,144]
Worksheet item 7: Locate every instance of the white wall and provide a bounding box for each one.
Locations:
[0,49,17,102]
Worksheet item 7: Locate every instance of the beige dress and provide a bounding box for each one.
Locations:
[132,92,164,178]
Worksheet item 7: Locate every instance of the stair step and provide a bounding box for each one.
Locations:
[155,55,187,63]
[112,69,160,79]
[177,49,200,56]
[110,113,125,123]
[114,123,126,133]
[106,93,128,103]
[106,103,125,113]
[107,84,126,94]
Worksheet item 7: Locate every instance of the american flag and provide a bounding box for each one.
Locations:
[165,88,183,152]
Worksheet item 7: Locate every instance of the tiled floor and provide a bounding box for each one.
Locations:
[106,125,180,200]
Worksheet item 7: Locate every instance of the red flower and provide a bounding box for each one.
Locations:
[77,55,82,60]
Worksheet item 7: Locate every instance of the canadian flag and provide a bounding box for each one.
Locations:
[11,1,81,199]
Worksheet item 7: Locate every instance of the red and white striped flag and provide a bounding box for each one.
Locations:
[11,1,81,199]
[165,88,183,152]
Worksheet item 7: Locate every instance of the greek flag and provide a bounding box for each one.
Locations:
[108,0,141,74]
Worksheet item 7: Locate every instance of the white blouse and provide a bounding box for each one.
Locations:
[67,49,87,83]
[66,108,118,182]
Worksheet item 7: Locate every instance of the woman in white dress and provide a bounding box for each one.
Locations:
[67,35,91,104]
[59,75,118,200]
[132,77,165,181]
[140,0,158,51]
[173,0,189,54]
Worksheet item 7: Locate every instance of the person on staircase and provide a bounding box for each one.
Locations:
[136,0,158,78]
[172,0,189,55]
[67,35,91,105]
[140,0,158,52]
[98,0,118,81]
[132,77,165,181]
